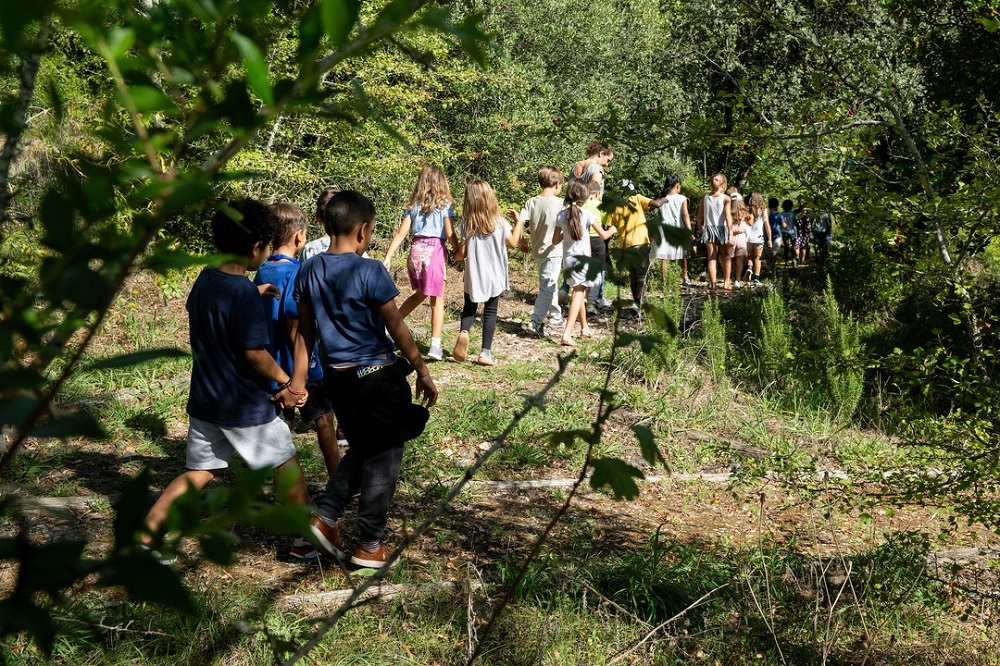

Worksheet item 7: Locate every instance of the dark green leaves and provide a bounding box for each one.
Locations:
[232,32,273,106]
[321,0,361,49]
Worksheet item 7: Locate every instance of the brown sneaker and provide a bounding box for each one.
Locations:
[308,515,344,559]
[452,331,469,362]
[350,542,399,569]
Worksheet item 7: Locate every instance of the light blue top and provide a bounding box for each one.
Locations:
[406,204,455,239]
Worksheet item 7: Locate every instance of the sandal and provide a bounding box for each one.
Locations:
[581,328,594,338]
[560,336,576,347]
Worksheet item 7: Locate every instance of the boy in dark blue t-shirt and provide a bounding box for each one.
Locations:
[142,199,311,562]
[254,202,342,560]
[293,190,438,570]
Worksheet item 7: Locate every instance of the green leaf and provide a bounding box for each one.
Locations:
[632,425,665,467]
[127,84,175,114]
[231,32,273,106]
[250,503,311,537]
[0,396,37,428]
[23,539,88,594]
[641,304,678,337]
[589,458,644,500]
[106,27,135,59]
[45,75,64,124]
[617,333,663,354]
[141,248,231,274]
[99,557,196,614]
[321,0,361,49]
[84,348,188,371]
[28,413,106,439]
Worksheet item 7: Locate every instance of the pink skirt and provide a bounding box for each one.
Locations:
[407,236,446,297]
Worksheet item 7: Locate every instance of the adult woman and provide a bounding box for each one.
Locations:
[569,141,615,197]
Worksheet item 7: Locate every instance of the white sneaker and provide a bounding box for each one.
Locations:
[427,344,443,361]
[734,280,742,289]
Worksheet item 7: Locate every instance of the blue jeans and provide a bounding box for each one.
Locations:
[532,255,563,328]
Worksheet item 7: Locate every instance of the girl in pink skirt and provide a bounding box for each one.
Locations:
[384,165,462,360]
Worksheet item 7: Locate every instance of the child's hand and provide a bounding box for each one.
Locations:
[518,238,530,253]
[258,283,280,298]
[452,244,466,263]
[272,387,307,409]
[415,374,438,408]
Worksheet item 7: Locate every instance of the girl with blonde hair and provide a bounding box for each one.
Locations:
[451,180,523,366]
[697,173,733,294]
[384,165,462,360]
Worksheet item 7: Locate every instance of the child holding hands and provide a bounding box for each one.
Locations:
[554,180,616,346]
[451,180,524,366]
[383,165,461,361]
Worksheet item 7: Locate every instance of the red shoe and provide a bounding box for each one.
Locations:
[308,515,344,559]
[350,542,399,569]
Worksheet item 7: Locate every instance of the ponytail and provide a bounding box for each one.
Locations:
[564,180,589,241]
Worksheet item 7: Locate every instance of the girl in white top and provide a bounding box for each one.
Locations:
[697,173,733,294]
[745,192,771,283]
[651,174,693,286]
[553,180,616,347]
[451,180,523,367]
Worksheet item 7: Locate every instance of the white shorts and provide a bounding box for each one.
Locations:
[186,416,296,470]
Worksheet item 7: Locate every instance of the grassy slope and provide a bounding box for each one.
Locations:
[1,263,997,666]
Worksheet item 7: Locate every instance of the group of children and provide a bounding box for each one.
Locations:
[140,153,831,570]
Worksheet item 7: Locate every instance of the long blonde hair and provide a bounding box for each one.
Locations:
[732,197,751,224]
[408,165,453,212]
[748,192,766,220]
[462,180,500,237]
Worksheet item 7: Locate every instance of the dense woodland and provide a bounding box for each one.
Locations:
[1,0,999,663]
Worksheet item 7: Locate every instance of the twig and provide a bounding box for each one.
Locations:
[607,583,730,666]
[579,580,653,630]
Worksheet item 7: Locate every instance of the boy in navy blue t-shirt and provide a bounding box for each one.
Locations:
[142,199,311,561]
[293,190,438,569]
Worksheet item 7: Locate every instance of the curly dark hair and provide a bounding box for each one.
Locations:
[211,199,278,256]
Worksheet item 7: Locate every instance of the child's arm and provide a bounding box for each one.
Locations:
[506,209,524,249]
[594,221,616,241]
[552,226,563,245]
[257,283,279,298]
[291,301,318,392]
[382,215,412,269]
[379,299,439,408]
[245,348,304,408]
[448,215,466,263]
[723,198,733,235]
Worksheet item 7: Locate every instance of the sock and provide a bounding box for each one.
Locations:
[431,337,441,348]
[320,515,336,527]
[480,348,490,356]
[361,539,380,551]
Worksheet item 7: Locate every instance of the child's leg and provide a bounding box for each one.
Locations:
[680,257,689,279]
[356,444,404,544]
[722,245,733,288]
[398,291,427,318]
[454,293,476,361]
[314,412,340,478]
[275,453,310,506]
[480,295,500,352]
[706,242,718,287]
[144,469,218,538]
[532,256,562,328]
[563,287,586,340]
[429,295,445,340]
[628,246,650,306]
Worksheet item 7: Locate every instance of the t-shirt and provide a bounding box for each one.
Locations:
[702,194,727,228]
[186,268,279,428]
[300,236,330,262]
[781,211,797,238]
[555,207,597,260]
[293,252,399,367]
[253,257,323,389]
[406,204,455,239]
[462,217,511,303]
[768,211,783,239]
[606,194,652,248]
[519,195,564,260]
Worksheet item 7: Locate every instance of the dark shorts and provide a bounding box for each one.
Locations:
[323,361,429,455]
[282,379,332,424]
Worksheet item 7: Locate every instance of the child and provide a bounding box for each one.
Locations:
[729,195,751,289]
[582,180,610,313]
[604,179,667,316]
[767,197,783,273]
[253,203,340,560]
[745,192,771,283]
[383,166,462,361]
[795,204,813,265]
[699,173,733,294]
[451,180,524,366]
[142,199,311,562]
[553,180,616,346]
[300,187,339,262]
[651,174,694,287]
[518,167,565,338]
[780,199,797,266]
[293,190,438,569]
